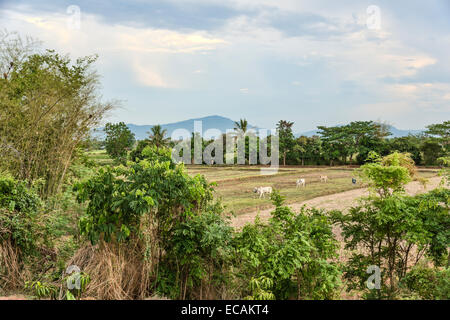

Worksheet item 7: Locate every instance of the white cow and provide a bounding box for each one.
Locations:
[296,178,306,188]
[253,186,273,199]
[320,175,328,183]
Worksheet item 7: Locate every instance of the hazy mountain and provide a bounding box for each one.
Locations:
[93,115,258,140]
[92,116,423,140]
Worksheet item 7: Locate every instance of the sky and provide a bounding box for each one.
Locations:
[1,0,449,132]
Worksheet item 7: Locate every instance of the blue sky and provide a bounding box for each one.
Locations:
[1,0,449,131]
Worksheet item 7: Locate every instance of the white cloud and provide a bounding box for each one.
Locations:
[1,1,448,128]
[0,9,227,88]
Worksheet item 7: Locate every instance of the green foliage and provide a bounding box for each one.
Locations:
[245,276,275,300]
[75,146,232,299]
[0,31,114,196]
[129,140,151,162]
[158,209,234,299]
[293,136,322,165]
[437,156,450,186]
[234,119,249,133]
[104,122,135,164]
[0,175,41,257]
[332,152,450,299]
[24,271,91,300]
[358,152,412,197]
[400,265,450,300]
[318,121,388,165]
[421,139,445,165]
[385,135,423,165]
[425,120,449,152]
[25,280,58,300]
[234,191,341,300]
[332,189,449,299]
[277,120,295,166]
[147,124,170,148]
[64,271,91,300]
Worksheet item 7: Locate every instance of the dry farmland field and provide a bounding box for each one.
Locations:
[186,165,440,216]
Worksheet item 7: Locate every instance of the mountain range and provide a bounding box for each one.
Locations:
[93,115,424,140]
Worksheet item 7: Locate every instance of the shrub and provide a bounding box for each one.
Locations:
[400,265,450,300]
[233,190,341,300]
[0,175,41,289]
[332,152,450,299]
[73,146,224,299]
[158,209,234,299]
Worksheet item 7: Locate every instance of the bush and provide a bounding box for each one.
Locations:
[233,191,341,300]
[0,175,42,290]
[400,265,450,300]
[158,209,234,299]
[73,146,223,299]
[332,152,450,299]
[0,175,41,257]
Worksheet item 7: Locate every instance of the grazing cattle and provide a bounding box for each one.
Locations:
[296,178,306,188]
[253,186,273,198]
[320,175,328,183]
[352,178,356,184]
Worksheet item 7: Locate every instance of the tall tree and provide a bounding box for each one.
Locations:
[317,125,348,165]
[294,135,322,165]
[425,120,450,153]
[0,31,114,196]
[148,124,170,148]
[277,120,295,166]
[104,122,135,163]
[234,118,248,133]
[318,121,389,165]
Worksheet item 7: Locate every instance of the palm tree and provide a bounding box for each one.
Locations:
[234,118,248,134]
[147,124,170,148]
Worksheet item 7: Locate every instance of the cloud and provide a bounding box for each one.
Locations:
[1,0,448,129]
[0,8,227,88]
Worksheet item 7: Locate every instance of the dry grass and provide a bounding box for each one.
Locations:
[68,241,152,300]
[0,240,30,292]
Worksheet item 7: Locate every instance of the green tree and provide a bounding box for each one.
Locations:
[384,135,422,165]
[277,120,295,166]
[421,139,444,165]
[148,124,170,148]
[234,118,248,133]
[318,121,388,165]
[425,120,450,153]
[104,122,135,163]
[0,31,113,196]
[317,125,348,165]
[332,152,450,299]
[294,135,322,165]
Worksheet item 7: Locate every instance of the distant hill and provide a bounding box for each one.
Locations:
[296,126,423,138]
[92,116,423,140]
[93,115,258,140]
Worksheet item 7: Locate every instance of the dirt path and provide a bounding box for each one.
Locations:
[231,176,445,229]
[0,294,27,300]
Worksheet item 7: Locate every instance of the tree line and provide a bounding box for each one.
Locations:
[101,118,449,167]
